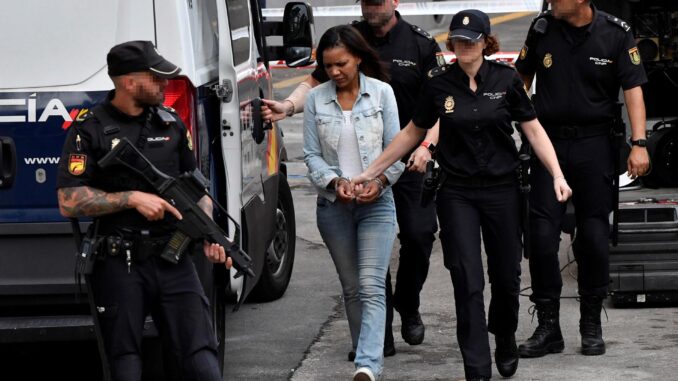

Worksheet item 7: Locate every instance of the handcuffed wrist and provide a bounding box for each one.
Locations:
[334,177,350,191]
[370,177,385,191]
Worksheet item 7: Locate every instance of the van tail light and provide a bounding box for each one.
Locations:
[164,77,196,150]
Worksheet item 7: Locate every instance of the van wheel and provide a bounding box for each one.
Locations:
[250,176,296,302]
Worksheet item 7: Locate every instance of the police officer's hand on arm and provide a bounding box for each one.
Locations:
[352,121,427,185]
[407,120,439,173]
[58,186,182,220]
[261,76,319,123]
[624,86,650,179]
[519,119,573,202]
[198,195,233,268]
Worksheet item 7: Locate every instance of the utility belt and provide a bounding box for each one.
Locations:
[95,228,191,266]
[543,122,612,139]
[442,171,517,188]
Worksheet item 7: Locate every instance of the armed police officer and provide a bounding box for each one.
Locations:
[515,0,650,358]
[56,41,231,381]
[263,0,440,358]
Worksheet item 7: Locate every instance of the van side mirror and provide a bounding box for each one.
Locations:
[282,2,315,67]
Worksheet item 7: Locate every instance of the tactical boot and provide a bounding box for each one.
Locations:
[495,333,519,377]
[400,311,425,345]
[580,296,605,356]
[518,300,565,358]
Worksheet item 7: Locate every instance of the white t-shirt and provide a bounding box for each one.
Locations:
[337,111,363,178]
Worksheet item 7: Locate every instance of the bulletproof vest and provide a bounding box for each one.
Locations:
[90,103,183,194]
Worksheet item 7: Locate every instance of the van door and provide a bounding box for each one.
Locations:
[216,0,277,299]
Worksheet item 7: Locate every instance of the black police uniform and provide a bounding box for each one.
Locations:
[515,6,647,303]
[56,92,221,381]
[412,60,537,379]
[313,12,440,345]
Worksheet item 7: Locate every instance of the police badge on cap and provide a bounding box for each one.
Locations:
[448,9,491,41]
[107,40,181,78]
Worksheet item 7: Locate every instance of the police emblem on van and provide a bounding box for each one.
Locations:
[68,154,87,176]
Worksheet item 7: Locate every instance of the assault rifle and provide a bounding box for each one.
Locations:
[98,137,255,279]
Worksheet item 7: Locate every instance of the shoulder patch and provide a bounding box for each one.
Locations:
[411,24,433,40]
[606,14,631,32]
[427,64,450,79]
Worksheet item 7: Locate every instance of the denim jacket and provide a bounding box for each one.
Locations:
[304,72,405,201]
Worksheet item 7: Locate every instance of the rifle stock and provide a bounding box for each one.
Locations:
[98,138,255,278]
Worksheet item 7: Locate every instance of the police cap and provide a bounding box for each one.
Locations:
[107,40,181,78]
[448,9,491,41]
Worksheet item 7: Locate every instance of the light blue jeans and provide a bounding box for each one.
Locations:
[316,190,397,377]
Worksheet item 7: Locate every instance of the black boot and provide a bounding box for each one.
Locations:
[518,300,564,358]
[400,311,425,345]
[580,296,605,356]
[495,333,519,377]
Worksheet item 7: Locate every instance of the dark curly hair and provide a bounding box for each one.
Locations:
[446,34,500,57]
[316,25,389,82]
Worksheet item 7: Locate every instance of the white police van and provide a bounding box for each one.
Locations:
[0,0,314,374]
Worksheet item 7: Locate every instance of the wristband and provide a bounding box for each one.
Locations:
[420,141,436,154]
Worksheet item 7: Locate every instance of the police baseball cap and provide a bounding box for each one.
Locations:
[107,40,181,78]
[448,9,491,41]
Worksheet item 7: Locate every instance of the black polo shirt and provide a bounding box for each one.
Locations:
[56,91,196,233]
[515,5,647,127]
[312,12,441,128]
[413,60,536,178]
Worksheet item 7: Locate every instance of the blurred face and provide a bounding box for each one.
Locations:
[322,45,361,89]
[549,0,584,20]
[128,72,168,107]
[361,0,398,29]
[450,38,486,65]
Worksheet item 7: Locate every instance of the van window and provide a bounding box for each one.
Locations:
[226,0,251,66]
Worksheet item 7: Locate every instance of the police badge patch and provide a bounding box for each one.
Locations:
[187,130,193,151]
[519,45,528,60]
[543,53,553,68]
[436,52,446,67]
[628,47,641,65]
[444,96,455,114]
[68,154,87,176]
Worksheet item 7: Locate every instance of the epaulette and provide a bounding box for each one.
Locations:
[411,24,433,41]
[427,64,451,79]
[605,14,631,32]
[159,104,177,114]
[488,60,513,69]
[351,20,360,26]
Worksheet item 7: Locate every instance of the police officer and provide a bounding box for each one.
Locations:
[353,10,571,380]
[263,0,440,357]
[514,0,650,357]
[56,40,230,381]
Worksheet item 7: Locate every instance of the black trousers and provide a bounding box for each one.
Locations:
[92,255,221,381]
[385,170,438,327]
[528,134,613,301]
[436,181,522,379]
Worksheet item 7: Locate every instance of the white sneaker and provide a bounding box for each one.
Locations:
[353,367,375,381]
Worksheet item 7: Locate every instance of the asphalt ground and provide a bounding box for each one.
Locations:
[223,10,678,381]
